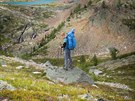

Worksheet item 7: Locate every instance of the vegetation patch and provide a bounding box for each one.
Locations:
[21,21,65,59]
[122,18,135,31]
[1,54,135,100]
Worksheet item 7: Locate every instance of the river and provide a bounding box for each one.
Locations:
[0,0,56,6]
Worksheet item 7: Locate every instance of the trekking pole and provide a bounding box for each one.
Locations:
[59,43,63,55]
[57,47,60,59]
[57,43,62,59]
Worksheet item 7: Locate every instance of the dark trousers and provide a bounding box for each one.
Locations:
[64,49,72,69]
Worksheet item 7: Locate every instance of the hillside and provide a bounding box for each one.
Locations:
[1,0,134,58]
[0,0,135,101]
[47,0,135,58]
[0,0,74,57]
[0,1,73,56]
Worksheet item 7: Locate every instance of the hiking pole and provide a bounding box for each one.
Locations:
[57,47,60,59]
[59,43,63,55]
[57,43,62,59]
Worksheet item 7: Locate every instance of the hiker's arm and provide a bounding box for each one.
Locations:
[61,37,67,48]
[61,42,66,48]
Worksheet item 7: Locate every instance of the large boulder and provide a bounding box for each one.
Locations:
[45,65,94,85]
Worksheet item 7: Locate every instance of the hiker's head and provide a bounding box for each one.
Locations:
[61,32,66,38]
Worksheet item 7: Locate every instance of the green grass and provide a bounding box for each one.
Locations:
[89,64,135,100]
[101,65,135,90]
[0,90,56,101]
[1,54,135,100]
[0,60,88,101]
[90,64,135,100]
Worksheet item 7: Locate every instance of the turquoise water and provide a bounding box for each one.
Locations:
[0,0,56,5]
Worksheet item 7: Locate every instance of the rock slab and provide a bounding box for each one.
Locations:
[45,66,94,85]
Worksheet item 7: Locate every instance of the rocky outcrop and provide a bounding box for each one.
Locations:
[44,62,94,84]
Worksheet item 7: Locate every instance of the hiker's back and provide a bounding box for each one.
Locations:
[66,29,76,50]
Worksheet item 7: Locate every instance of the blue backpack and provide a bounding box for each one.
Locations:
[66,29,76,50]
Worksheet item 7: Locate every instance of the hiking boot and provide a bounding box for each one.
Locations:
[63,68,68,71]
[69,65,74,69]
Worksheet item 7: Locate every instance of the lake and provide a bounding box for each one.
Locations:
[0,0,56,6]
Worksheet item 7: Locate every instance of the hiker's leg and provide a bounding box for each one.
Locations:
[68,49,72,68]
[64,49,68,70]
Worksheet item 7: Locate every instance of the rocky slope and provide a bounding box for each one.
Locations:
[1,0,135,101]
[47,0,135,58]
[0,1,78,57]
[0,0,135,58]
[0,4,49,55]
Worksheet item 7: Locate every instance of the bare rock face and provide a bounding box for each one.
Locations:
[45,64,94,84]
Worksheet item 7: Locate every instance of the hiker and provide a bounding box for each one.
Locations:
[60,29,76,70]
